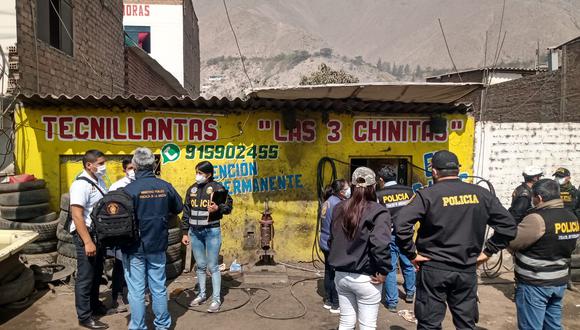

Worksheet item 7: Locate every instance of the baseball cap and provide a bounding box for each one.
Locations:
[553,167,570,178]
[352,167,376,188]
[431,150,460,170]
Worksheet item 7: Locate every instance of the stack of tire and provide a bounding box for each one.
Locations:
[571,244,580,282]
[166,222,183,280]
[0,255,35,307]
[55,193,77,272]
[0,179,59,264]
[55,193,184,280]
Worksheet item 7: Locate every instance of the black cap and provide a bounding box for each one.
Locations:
[553,167,570,177]
[431,150,460,170]
[196,161,214,175]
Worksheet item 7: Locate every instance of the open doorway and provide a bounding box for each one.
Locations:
[350,157,412,186]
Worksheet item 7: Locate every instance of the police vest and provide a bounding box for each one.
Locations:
[376,185,414,219]
[515,207,580,286]
[188,181,227,227]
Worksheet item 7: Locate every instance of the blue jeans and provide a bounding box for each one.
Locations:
[385,240,416,307]
[189,226,222,303]
[123,251,171,330]
[516,282,566,330]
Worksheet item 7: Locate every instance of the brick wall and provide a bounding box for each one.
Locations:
[16,0,126,96]
[473,122,580,208]
[125,46,186,97]
[182,0,200,96]
[469,39,580,123]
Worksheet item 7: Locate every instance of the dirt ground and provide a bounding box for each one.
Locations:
[1,264,579,330]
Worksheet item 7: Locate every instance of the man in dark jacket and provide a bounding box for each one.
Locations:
[509,167,543,223]
[553,167,580,217]
[122,148,183,330]
[375,164,416,311]
[395,150,517,330]
[509,179,579,329]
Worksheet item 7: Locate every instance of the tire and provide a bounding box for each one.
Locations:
[57,222,74,243]
[58,210,69,225]
[0,188,50,206]
[0,180,46,194]
[572,268,580,282]
[21,240,57,254]
[166,259,183,280]
[571,254,580,269]
[17,212,58,224]
[0,267,35,306]
[57,241,77,259]
[0,216,59,241]
[0,203,51,221]
[168,227,182,245]
[20,252,58,266]
[60,193,70,212]
[57,254,77,273]
[166,242,182,263]
[0,255,26,285]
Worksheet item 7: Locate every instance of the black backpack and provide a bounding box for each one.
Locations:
[90,189,139,248]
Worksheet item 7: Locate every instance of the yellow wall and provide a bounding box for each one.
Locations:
[15,105,474,261]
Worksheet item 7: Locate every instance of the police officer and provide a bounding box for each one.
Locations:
[509,167,543,223]
[375,164,416,312]
[509,179,579,329]
[553,167,580,217]
[395,150,517,330]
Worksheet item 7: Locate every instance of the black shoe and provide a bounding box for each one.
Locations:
[404,293,414,303]
[79,318,109,329]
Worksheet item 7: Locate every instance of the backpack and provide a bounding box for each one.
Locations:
[90,189,139,248]
[63,177,106,232]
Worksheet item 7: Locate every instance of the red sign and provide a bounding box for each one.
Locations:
[124,4,150,17]
[41,116,218,142]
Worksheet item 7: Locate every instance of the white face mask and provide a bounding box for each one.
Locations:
[95,164,107,177]
[343,187,352,199]
[196,174,207,184]
[557,177,566,185]
[127,169,136,180]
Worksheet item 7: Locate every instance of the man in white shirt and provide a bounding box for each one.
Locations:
[106,159,134,314]
[69,150,109,330]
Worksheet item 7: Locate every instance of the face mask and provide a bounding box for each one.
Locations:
[196,174,207,184]
[343,187,351,199]
[127,169,136,180]
[95,164,106,177]
[557,177,566,185]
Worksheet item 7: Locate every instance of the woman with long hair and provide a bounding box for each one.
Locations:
[319,179,350,314]
[328,167,392,330]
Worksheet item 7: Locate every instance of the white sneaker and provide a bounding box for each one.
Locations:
[207,300,221,313]
[323,303,332,310]
[329,307,340,314]
[189,295,207,307]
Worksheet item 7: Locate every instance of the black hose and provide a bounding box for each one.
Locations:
[312,157,338,268]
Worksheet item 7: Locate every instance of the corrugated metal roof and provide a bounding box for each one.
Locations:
[425,67,546,80]
[550,35,580,50]
[18,82,480,114]
[248,82,481,104]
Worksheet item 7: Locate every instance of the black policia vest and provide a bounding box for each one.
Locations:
[376,184,414,219]
[188,181,227,227]
[515,207,580,286]
[559,183,577,212]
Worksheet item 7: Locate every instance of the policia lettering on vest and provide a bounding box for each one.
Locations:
[394,150,517,330]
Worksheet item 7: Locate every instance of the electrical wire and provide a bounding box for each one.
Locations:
[437,18,463,83]
[222,0,254,90]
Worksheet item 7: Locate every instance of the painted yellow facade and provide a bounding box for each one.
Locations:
[15,105,474,261]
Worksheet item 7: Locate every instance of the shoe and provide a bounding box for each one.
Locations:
[106,298,128,315]
[79,318,109,329]
[405,293,414,303]
[207,300,221,313]
[189,295,207,307]
[568,281,579,292]
[329,306,340,314]
[387,305,397,313]
[323,302,332,310]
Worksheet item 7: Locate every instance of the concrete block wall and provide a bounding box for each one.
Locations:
[125,47,183,97]
[474,121,580,208]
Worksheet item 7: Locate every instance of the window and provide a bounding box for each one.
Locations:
[36,0,73,55]
[124,26,151,53]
